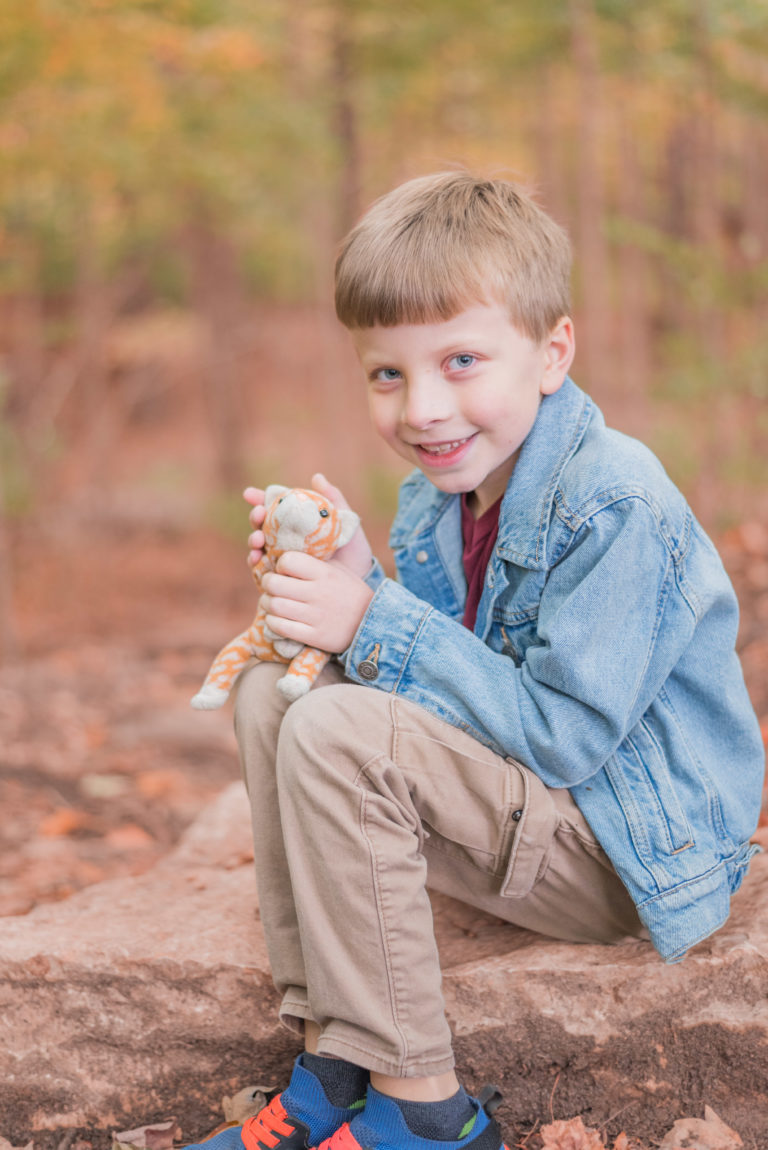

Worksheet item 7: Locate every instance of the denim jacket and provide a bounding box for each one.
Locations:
[343,378,764,962]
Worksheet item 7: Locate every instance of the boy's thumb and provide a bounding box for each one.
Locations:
[311,472,350,509]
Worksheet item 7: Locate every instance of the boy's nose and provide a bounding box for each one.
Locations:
[402,376,450,429]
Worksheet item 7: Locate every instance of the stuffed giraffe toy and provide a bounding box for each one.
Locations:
[191,485,360,709]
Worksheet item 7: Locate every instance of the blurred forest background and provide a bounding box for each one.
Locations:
[1,1,767,921]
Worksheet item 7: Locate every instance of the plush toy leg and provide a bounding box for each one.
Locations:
[277,646,332,702]
[191,683,235,710]
[191,626,263,710]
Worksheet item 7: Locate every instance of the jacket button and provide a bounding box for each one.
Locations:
[416,550,428,563]
[357,644,381,681]
[511,809,523,822]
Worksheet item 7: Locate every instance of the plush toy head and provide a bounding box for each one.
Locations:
[191,486,360,710]
[262,485,360,561]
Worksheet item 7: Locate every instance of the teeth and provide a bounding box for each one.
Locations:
[420,438,468,455]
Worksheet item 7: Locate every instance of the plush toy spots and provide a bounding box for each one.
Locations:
[191,485,360,709]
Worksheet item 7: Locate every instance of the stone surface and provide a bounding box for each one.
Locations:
[1,783,767,1146]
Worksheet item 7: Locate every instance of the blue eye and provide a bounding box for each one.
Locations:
[450,354,476,369]
[374,367,401,382]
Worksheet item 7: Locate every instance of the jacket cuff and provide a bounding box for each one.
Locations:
[363,556,387,593]
[344,578,431,689]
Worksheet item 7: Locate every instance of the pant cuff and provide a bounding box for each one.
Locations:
[279,995,315,1037]
[316,1029,456,1078]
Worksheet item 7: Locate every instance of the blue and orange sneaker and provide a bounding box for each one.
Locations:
[316,1086,508,1150]
[186,1056,366,1150]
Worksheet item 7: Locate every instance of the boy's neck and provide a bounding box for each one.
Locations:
[464,489,503,520]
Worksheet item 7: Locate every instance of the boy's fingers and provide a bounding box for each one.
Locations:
[264,614,310,643]
[274,550,322,578]
[311,472,350,510]
[243,486,265,506]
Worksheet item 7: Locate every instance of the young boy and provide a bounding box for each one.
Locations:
[190,173,764,1150]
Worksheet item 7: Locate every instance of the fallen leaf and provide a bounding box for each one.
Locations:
[222,1086,276,1123]
[113,1118,182,1150]
[659,1105,743,1150]
[0,1137,34,1150]
[80,771,130,798]
[611,1136,643,1150]
[104,823,154,850]
[540,1115,606,1150]
[38,807,91,837]
[136,768,186,799]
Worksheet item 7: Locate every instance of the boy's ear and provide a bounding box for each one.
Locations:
[540,316,576,396]
[336,508,360,548]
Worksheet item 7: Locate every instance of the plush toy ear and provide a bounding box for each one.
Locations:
[336,508,360,549]
[264,484,289,508]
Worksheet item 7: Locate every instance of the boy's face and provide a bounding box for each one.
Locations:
[351,302,574,516]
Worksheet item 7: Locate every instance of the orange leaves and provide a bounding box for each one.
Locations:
[38,807,92,837]
[191,29,264,74]
[113,1119,181,1150]
[534,1107,743,1150]
[657,1106,743,1150]
[538,1116,629,1150]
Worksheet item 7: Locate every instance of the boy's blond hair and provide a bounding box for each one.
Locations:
[335,171,571,344]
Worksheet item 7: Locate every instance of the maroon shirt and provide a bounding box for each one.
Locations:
[460,493,502,630]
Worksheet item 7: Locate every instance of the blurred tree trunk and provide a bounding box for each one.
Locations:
[568,0,611,395]
[533,62,569,228]
[187,221,248,491]
[661,118,692,333]
[76,226,118,491]
[9,248,45,417]
[331,0,361,237]
[742,119,768,325]
[688,3,725,523]
[689,2,722,361]
[0,476,19,663]
[616,98,651,436]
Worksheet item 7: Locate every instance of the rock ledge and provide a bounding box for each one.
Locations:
[1,783,767,1145]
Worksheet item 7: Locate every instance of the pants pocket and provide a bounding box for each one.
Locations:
[499,759,560,899]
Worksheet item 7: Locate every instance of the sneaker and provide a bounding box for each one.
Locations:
[185,1057,366,1150]
[317,1086,508,1150]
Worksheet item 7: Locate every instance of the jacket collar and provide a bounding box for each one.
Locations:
[496,377,593,569]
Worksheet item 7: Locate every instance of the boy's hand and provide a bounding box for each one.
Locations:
[243,486,268,571]
[260,553,374,654]
[244,473,374,578]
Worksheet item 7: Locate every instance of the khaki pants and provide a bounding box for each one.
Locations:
[234,661,645,1078]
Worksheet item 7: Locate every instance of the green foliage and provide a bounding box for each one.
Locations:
[1,0,767,529]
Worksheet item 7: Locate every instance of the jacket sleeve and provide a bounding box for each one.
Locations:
[343,497,706,788]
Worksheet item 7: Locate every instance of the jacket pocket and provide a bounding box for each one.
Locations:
[499,759,560,899]
[606,722,695,866]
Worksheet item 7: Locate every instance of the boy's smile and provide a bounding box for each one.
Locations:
[351,303,574,516]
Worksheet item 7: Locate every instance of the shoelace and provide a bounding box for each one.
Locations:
[315,1123,360,1150]
[242,1096,298,1150]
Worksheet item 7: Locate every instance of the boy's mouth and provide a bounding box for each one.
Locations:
[414,434,476,466]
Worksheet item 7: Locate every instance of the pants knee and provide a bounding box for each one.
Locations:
[277,684,372,791]
[234,661,289,739]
